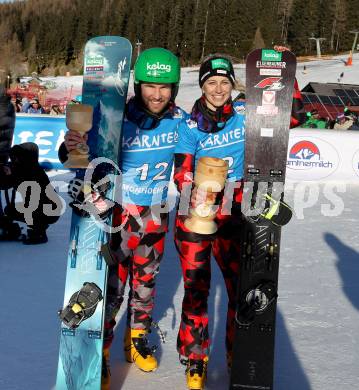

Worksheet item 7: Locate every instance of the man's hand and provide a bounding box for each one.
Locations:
[64,130,88,152]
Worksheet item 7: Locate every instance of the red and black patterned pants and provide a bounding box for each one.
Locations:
[103,206,167,349]
[174,215,241,360]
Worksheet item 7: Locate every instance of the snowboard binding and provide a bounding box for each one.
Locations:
[68,176,114,220]
[58,282,103,329]
[243,190,293,227]
[235,281,278,326]
[261,194,292,226]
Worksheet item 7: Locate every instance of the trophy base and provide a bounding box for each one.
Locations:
[63,156,90,169]
[184,217,217,235]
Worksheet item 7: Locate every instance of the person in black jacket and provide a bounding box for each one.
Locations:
[0,85,15,170]
[0,85,62,243]
[1,142,63,244]
[0,84,19,240]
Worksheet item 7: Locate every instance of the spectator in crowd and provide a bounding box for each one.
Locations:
[21,97,30,112]
[0,84,15,179]
[334,112,359,130]
[302,109,329,129]
[10,96,22,113]
[0,84,15,183]
[50,104,63,115]
[1,84,62,243]
[1,142,63,244]
[337,71,344,83]
[23,98,45,114]
[42,106,50,114]
[0,83,21,241]
[343,107,359,130]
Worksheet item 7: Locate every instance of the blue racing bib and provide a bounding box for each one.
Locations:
[175,102,245,181]
[121,107,185,205]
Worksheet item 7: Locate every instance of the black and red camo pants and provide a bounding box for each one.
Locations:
[103,228,166,349]
[175,216,240,360]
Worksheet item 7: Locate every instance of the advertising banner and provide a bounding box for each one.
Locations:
[13,114,66,169]
[12,118,359,181]
[287,129,359,182]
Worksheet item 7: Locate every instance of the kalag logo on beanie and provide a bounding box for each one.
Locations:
[199,56,235,87]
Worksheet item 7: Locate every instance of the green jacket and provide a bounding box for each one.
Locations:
[302,118,327,129]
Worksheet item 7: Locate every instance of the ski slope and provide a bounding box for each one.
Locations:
[0,53,359,390]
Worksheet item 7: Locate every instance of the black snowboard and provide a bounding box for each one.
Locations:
[230,49,297,390]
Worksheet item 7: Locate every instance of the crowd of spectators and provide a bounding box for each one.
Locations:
[302,108,359,130]
[10,96,66,115]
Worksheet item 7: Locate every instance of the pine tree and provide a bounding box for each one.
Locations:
[277,0,293,44]
[205,0,229,55]
[0,33,24,78]
[346,0,359,52]
[252,27,266,49]
[226,0,246,61]
[167,0,186,56]
[288,0,322,55]
[186,0,207,64]
[0,0,357,71]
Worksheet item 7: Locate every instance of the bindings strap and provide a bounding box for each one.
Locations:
[58,282,103,329]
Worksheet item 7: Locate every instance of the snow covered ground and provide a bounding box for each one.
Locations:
[1,53,359,390]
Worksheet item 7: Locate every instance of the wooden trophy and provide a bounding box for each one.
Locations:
[184,157,228,234]
[64,104,93,169]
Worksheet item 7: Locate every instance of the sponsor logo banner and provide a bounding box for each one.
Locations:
[86,56,104,66]
[260,128,274,137]
[14,114,66,169]
[146,62,171,77]
[257,90,278,116]
[211,58,231,70]
[287,137,340,180]
[256,60,287,69]
[255,77,284,91]
[256,105,279,116]
[85,66,104,72]
[262,90,276,105]
[262,50,282,62]
[260,68,282,76]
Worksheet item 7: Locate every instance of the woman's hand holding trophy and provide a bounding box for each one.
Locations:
[184,157,229,234]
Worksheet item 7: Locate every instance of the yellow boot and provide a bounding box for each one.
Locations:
[124,328,158,372]
[186,357,208,390]
[101,348,111,390]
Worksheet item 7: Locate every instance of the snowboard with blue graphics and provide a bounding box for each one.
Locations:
[230,49,296,390]
[56,36,132,390]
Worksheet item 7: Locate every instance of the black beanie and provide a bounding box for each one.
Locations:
[199,56,235,87]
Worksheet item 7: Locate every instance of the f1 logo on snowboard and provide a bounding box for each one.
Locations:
[255,77,285,91]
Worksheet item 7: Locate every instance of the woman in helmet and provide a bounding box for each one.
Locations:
[61,47,186,389]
